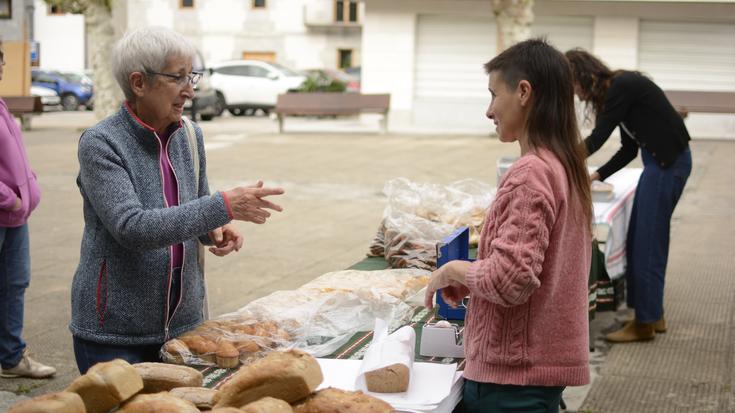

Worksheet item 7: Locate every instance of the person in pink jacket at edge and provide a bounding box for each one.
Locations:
[0,47,56,378]
[425,38,593,413]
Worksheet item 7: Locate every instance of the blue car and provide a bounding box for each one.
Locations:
[31,69,94,111]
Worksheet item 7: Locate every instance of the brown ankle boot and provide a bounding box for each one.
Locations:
[606,320,655,342]
[653,318,666,333]
[625,317,667,333]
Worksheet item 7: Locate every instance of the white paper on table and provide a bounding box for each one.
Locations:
[355,318,415,392]
[317,358,458,407]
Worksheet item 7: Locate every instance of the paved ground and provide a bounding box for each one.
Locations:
[1,111,733,412]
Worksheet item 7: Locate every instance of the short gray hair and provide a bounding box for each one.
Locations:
[112,26,196,101]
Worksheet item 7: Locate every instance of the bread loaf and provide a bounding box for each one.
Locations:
[240,397,294,413]
[7,392,86,413]
[293,388,394,413]
[65,359,143,413]
[364,363,409,393]
[213,349,323,408]
[133,362,203,393]
[169,387,217,410]
[116,392,200,413]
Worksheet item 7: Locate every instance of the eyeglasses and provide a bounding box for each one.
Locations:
[146,71,202,87]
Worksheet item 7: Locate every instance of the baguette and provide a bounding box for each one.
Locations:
[133,362,203,393]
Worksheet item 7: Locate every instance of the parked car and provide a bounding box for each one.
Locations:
[184,50,219,121]
[30,85,62,112]
[31,69,94,111]
[301,69,360,93]
[209,60,306,116]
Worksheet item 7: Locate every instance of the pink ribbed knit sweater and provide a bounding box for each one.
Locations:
[463,149,591,386]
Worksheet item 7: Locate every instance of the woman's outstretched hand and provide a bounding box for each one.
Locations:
[225,181,284,224]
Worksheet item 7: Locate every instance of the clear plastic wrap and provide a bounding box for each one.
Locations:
[382,207,454,271]
[161,269,429,367]
[368,178,495,267]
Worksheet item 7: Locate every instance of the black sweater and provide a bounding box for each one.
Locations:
[585,71,690,181]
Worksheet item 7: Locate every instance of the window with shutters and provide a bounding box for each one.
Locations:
[335,0,358,23]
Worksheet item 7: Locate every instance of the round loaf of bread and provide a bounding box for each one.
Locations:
[293,388,394,413]
[241,396,294,413]
[7,392,85,413]
[117,392,200,413]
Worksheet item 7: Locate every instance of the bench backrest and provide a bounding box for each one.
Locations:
[275,93,390,115]
[664,90,735,115]
[3,96,43,114]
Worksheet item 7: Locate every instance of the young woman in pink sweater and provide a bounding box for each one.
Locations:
[424,39,593,412]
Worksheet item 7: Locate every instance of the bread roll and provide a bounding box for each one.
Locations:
[213,350,323,408]
[240,397,293,413]
[169,387,217,410]
[364,363,409,393]
[117,392,199,413]
[7,392,85,413]
[65,359,143,413]
[133,362,203,393]
[216,341,240,368]
[293,388,394,413]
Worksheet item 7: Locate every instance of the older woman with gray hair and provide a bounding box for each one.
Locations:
[69,26,284,373]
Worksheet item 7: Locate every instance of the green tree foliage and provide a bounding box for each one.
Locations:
[43,0,110,13]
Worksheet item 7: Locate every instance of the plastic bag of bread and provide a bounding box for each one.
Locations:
[367,178,494,257]
[299,268,429,301]
[234,287,416,357]
[161,317,295,368]
[381,208,454,271]
[161,267,428,366]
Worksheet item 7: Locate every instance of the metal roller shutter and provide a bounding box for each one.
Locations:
[413,14,593,129]
[639,20,735,91]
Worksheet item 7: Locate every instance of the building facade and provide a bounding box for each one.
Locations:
[361,0,735,138]
[118,0,363,72]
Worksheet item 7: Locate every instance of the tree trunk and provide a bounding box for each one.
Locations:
[492,0,534,53]
[85,1,122,119]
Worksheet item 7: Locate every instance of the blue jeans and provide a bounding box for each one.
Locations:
[626,147,691,323]
[73,336,163,374]
[460,380,565,413]
[0,224,30,370]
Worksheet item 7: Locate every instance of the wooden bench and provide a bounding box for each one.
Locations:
[3,96,43,131]
[274,93,391,134]
[664,90,735,118]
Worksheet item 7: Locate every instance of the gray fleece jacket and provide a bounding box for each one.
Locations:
[70,104,231,345]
